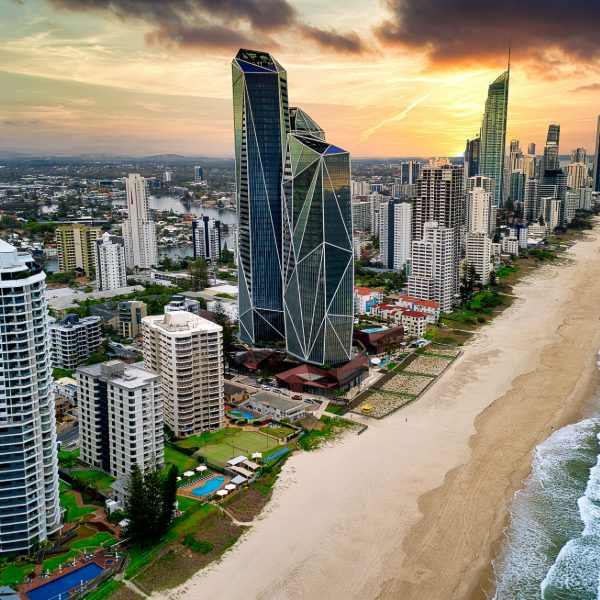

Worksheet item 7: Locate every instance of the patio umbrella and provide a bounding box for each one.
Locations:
[176,477,182,481]
[225,484,236,491]
[251,452,262,459]
[183,470,195,477]
[216,489,228,497]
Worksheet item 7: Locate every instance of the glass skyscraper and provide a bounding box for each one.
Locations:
[232,49,290,345]
[282,112,354,365]
[480,70,509,207]
[593,116,600,192]
[0,241,61,555]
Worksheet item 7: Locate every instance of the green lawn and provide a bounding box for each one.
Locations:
[174,427,240,449]
[60,490,97,522]
[72,469,116,491]
[185,429,280,468]
[164,446,198,473]
[42,550,79,573]
[259,425,296,439]
[0,562,36,586]
[71,532,116,551]
[85,579,123,600]
[58,447,80,468]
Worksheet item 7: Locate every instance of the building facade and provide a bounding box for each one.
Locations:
[192,216,221,261]
[282,124,354,365]
[77,361,163,487]
[232,49,289,345]
[479,70,509,207]
[0,241,60,555]
[143,312,224,436]
[95,232,127,291]
[593,116,600,192]
[465,231,492,285]
[49,314,102,370]
[380,199,412,270]
[122,173,158,270]
[118,300,147,338]
[56,223,102,274]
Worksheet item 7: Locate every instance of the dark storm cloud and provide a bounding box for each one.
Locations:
[572,82,600,92]
[46,0,363,54]
[375,0,600,67]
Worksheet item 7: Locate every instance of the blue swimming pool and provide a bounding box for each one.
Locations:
[361,327,386,333]
[27,562,104,600]
[191,476,225,497]
[230,409,257,420]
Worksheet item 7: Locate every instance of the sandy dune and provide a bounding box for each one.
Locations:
[153,224,600,600]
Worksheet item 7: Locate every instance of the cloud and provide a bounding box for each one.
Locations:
[375,0,600,69]
[572,82,600,92]
[45,0,362,54]
[300,26,364,55]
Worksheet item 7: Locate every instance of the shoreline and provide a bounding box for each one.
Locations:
[152,221,600,600]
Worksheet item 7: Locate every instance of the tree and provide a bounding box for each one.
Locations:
[212,301,235,351]
[124,464,147,545]
[161,465,178,532]
[219,243,233,266]
[143,461,164,545]
[489,270,497,287]
[460,263,480,305]
[188,258,209,291]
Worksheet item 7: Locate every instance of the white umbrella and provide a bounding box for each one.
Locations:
[176,477,182,481]
[251,452,262,459]
[183,470,195,477]
[197,465,208,472]
[225,483,236,491]
[216,489,228,497]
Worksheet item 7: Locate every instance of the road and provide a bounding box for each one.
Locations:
[57,424,79,447]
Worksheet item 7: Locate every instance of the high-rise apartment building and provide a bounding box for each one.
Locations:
[281,115,354,365]
[352,200,371,232]
[508,139,523,173]
[95,232,127,291]
[466,177,494,237]
[479,70,509,207]
[380,199,412,271]
[352,180,370,197]
[194,165,204,182]
[122,174,158,270]
[49,314,102,370]
[527,142,536,155]
[571,147,587,164]
[465,231,492,285]
[407,222,456,313]
[56,223,102,274]
[143,312,223,436]
[524,178,540,221]
[0,241,60,554]
[164,295,201,316]
[400,161,421,185]
[593,116,600,192]
[509,170,526,205]
[118,300,147,338]
[192,216,221,261]
[232,49,289,345]
[77,361,163,493]
[565,162,588,190]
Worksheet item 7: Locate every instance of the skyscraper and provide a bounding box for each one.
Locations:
[55,223,102,275]
[282,114,354,365]
[528,142,536,155]
[232,49,289,345]
[593,116,600,192]
[400,161,421,185]
[547,123,561,146]
[95,232,127,291]
[380,199,412,271]
[571,147,587,164]
[122,174,158,269]
[0,241,61,554]
[192,216,221,261]
[479,70,509,207]
[466,176,494,237]
[464,137,481,180]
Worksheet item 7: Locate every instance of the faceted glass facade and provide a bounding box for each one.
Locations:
[232,49,290,345]
[282,134,354,365]
[480,71,509,208]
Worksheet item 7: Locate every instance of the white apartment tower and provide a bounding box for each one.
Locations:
[77,361,163,489]
[380,199,412,270]
[0,241,61,554]
[142,311,223,436]
[466,175,496,237]
[49,314,102,370]
[122,174,158,270]
[465,231,493,285]
[95,232,127,291]
[408,222,456,313]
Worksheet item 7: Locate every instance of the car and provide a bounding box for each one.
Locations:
[303,399,313,404]
[261,384,269,390]
[292,394,302,400]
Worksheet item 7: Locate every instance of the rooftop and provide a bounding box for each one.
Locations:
[143,310,222,334]
[249,392,304,412]
[77,360,159,388]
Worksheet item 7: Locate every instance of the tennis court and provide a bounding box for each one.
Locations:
[197,430,280,468]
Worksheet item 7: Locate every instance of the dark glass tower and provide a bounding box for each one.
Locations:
[282,113,353,365]
[232,49,290,345]
[480,71,509,207]
[465,136,481,179]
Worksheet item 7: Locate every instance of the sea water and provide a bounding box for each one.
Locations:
[493,398,600,599]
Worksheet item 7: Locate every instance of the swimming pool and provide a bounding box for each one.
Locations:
[361,327,386,334]
[230,409,257,420]
[191,476,225,497]
[26,562,104,600]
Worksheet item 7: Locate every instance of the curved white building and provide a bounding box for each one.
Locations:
[0,241,61,554]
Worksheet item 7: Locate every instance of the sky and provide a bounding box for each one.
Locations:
[1,0,599,158]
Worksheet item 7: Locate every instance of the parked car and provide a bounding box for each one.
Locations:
[292,394,302,400]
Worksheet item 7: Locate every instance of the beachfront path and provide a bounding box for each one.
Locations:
[151,222,600,600]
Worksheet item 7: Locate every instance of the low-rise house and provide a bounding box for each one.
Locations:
[394,295,440,324]
[353,286,384,314]
[224,381,249,404]
[244,392,305,422]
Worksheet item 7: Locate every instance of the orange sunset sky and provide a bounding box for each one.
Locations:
[1,0,599,158]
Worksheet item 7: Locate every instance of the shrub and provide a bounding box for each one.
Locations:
[182,535,214,554]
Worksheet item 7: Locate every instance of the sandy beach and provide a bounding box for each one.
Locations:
[153,222,600,600]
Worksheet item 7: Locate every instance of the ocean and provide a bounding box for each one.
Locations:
[493,389,600,599]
